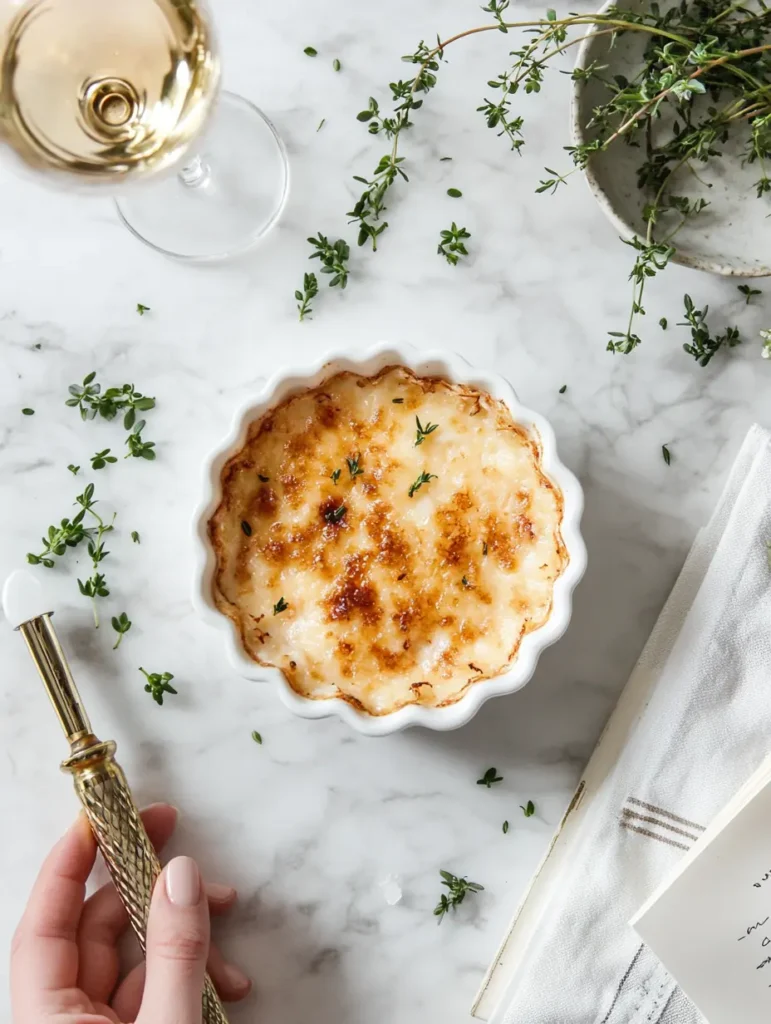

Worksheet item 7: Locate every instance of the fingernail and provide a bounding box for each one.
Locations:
[166,856,202,907]
[222,963,251,993]
[206,882,236,902]
[144,802,180,820]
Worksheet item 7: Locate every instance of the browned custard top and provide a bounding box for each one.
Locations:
[209,365,567,715]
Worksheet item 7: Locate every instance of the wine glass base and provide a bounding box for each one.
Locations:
[115,92,289,261]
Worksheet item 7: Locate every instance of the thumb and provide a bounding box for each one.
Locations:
[136,856,210,1024]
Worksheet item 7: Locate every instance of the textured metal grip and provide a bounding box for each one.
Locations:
[65,740,228,1024]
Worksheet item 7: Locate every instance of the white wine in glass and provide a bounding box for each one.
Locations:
[0,0,289,259]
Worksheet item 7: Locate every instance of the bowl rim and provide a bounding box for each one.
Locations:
[191,341,587,736]
[570,1,771,279]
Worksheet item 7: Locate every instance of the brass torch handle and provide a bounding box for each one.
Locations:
[64,740,228,1024]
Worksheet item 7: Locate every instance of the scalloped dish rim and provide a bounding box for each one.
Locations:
[192,342,587,736]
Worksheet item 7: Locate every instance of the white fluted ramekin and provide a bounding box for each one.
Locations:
[192,343,586,736]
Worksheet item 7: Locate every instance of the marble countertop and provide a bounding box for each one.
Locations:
[1,0,770,1021]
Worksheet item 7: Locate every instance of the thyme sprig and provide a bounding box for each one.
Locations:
[408,470,437,497]
[308,233,350,288]
[679,293,741,366]
[296,272,318,321]
[434,870,485,923]
[74,484,115,627]
[66,372,155,428]
[111,612,132,649]
[414,416,438,446]
[140,668,177,706]
[437,223,471,265]
[299,2,771,356]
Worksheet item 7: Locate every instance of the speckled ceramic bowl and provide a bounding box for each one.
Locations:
[572,0,771,277]
[192,343,586,736]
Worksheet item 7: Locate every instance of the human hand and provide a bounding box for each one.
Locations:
[11,803,251,1023]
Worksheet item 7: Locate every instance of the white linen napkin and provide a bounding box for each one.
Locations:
[493,424,771,1024]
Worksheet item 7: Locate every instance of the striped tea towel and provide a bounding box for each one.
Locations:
[491,424,771,1024]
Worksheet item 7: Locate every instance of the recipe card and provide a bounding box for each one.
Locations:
[632,769,771,1024]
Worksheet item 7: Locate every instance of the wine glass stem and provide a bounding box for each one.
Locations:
[179,154,210,188]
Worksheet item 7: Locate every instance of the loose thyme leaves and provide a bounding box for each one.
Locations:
[331,468,342,484]
[738,284,762,304]
[251,730,263,744]
[296,271,318,321]
[22,408,34,416]
[296,4,771,359]
[259,474,270,482]
[27,484,114,627]
[125,421,156,460]
[461,575,473,589]
[273,597,289,615]
[241,520,252,537]
[131,530,140,543]
[136,303,150,315]
[680,295,741,367]
[76,484,115,627]
[304,46,317,56]
[408,471,437,497]
[482,540,488,556]
[440,156,453,161]
[520,800,535,817]
[348,40,444,254]
[392,397,404,403]
[502,820,509,834]
[333,58,341,71]
[27,514,89,568]
[324,504,347,524]
[140,667,177,706]
[477,767,503,788]
[662,443,672,466]
[90,448,117,470]
[66,372,156,425]
[68,464,80,475]
[308,233,350,289]
[434,870,484,924]
[437,223,471,266]
[535,168,570,195]
[111,612,131,650]
[414,415,438,446]
[447,187,463,198]
[347,455,364,479]
[316,118,326,132]
[558,384,567,394]
[659,318,668,330]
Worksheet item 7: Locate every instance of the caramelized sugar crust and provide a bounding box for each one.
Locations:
[209,366,567,715]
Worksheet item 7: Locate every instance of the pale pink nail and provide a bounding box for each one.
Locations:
[166,856,201,907]
[206,882,236,902]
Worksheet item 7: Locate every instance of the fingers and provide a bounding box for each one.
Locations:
[112,943,251,1021]
[206,942,252,1001]
[80,877,236,1005]
[11,814,96,1017]
[136,857,210,1024]
[77,801,239,1008]
[77,802,179,1000]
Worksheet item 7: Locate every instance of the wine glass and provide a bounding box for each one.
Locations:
[0,0,289,260]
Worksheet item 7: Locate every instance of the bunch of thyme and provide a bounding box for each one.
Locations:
[297,0,771,361]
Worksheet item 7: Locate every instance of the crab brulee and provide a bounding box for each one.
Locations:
[209,365,568,716]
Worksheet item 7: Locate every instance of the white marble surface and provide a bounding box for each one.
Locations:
[1,0,770,1021]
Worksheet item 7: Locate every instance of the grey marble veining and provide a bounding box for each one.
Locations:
[0,1,768,1021]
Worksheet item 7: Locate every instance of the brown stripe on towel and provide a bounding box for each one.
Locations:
[619,820,691,852]
[627,797,706,832]
[621,809,700,843]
